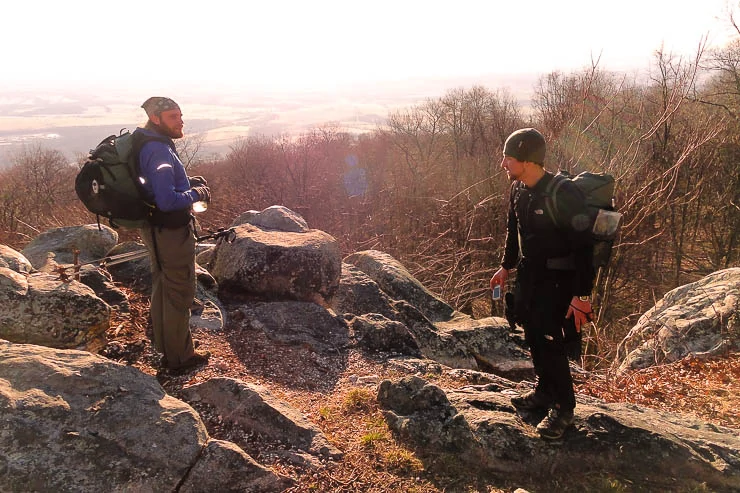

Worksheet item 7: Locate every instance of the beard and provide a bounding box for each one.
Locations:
[148,120,183,139]
[160,120,184,139]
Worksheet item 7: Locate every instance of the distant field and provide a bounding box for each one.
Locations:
[0,74,536,165]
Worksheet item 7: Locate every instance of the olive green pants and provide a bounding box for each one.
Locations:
[140,223,197,367]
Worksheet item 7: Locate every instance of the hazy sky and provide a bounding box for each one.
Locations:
[2,0,735,95]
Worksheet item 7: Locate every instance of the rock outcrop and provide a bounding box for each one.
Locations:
[344,250,455,322]
[336,257,531,378]
[235,300,348,353]
[614,268,740,374]
[0,245,32,274]
[20,224,117,271]
[378,375,740,492]
[4,208,738,492]
[182,377,343,465]
[0,341,289,492]
[0,269,109,350]
[211,223,341,304]
[231,204,310,232]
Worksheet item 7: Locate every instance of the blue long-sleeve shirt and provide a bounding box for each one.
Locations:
[135,128,197,212]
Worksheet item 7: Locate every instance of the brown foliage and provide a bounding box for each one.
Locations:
[577,353,740,429]
[2,69,738,370]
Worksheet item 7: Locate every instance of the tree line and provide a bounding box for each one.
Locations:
[1,39,738,369]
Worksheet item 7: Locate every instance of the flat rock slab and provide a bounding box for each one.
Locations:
[378,376,740,491]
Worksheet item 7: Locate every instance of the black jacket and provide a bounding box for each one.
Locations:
[501,172,595,296]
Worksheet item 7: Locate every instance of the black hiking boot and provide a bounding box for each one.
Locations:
[511,390,551,411]
[536,407,574,440]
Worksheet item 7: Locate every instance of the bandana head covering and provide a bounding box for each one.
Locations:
[141,97,180,118]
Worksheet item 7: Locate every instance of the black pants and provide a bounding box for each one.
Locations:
[514,259,576,411]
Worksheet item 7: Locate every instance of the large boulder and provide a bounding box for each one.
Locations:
[344,250,455,323]
[21,224,117,270]
[0,268,109,350]
[435,312,532,378]
[211,223,341,303]
[0,341,287,492]
[333,263,399,320]
[348,313,423,356]
[335,260,531,378]
[389,301,479,370]
[231,205,310,232]
[0,245,32,274]
[378,376,740,492]
[614,268,740,374]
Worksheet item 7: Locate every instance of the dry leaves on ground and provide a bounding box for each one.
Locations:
[576,352,740,429]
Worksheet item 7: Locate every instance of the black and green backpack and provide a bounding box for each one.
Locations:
[543,170,622,269]
[75,130,169,229]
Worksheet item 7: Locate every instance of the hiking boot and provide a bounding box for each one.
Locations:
[159,341,202,368]
[511,390,551,411]
[168,350,211,371]
[536,407,574,440]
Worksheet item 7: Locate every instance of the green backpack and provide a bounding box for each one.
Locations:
[543,170,622,269]
[75,131,170,229]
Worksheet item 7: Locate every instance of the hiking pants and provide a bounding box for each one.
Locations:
[514,259,577,411]
[140,223,197,367]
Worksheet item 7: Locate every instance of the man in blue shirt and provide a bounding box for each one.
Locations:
[135,97,211,371]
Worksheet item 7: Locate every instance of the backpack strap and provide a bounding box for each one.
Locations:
[543,173,568,228]
[130,131,176,199]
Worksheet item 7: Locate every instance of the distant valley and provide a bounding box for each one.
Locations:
[0,73,537,166]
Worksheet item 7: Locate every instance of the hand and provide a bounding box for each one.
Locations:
[566,296,593,332]
[490,267,509,291]
[191,185,211,204]
[189,175,208,187]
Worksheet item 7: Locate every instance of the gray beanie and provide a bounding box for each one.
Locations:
[503,128,546,165]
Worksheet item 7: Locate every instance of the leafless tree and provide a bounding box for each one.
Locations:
[176,133,206,170]
[0,145,79,245]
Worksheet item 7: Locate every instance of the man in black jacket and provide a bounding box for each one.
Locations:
[490,128,594,439]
